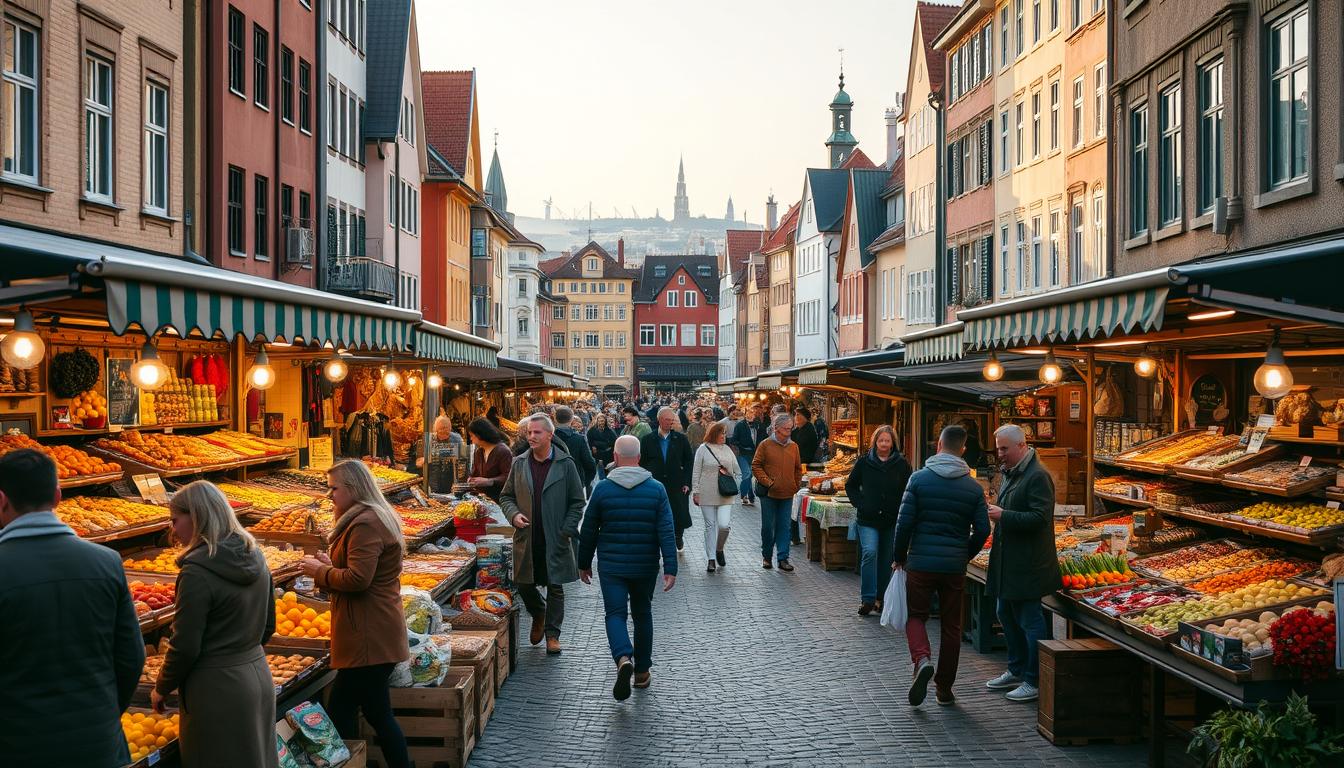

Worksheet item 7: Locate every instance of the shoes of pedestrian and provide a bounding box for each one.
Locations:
[762,558,773,569]
[633,670,652,689]
[777,559,794,572]
[676,539,684,552]
[1005,683,1038,702]
[529,620,545,646]
[908,658,935,706]
[546,636,562,655]
[935,688,956,706]
[858,602,876,616]
[716,550,726,567]
[790,539,803,546]
[613,657,634,701]
[985,671,1022,690]
[707,560,716,573]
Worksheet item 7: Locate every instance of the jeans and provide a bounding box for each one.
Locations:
[327,663,410,768]
[736,455,755,500]
[997,597,1048,685]
[599,573,658,673]
[700,504,732,559]
[904,570,967,693]
[759,496,791,561]
[856,525,896,603]
[518,582,566,639]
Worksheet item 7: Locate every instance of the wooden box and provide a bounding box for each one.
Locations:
[455,628,508,693]
[819,526,856,571]
[1038,448,1084,504]
[448,640,495,738]
[804,517,822,561]
[1036,638,1140,745]
[364,669,475,768]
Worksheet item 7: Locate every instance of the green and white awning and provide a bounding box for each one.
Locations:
[902,323,965,365]
[413,322,498,368]
[963,286,1169,350]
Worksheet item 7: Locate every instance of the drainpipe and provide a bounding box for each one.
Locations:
[180,1,208,266]
[1104,0,1116,278]
[315,0,328,291]
[273,0,282,281]
[394,140,401,307]
[929,88,946,314]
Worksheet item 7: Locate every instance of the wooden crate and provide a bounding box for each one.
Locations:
[455,628,508,693]
[1038,448,1084,504]
[819,526,855,571]
[449,641,495,739]
[364,668,476,768]
[1037,638,1140,746]
[805,517,822,561]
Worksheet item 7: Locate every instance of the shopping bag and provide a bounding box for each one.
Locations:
[879,568,908,633]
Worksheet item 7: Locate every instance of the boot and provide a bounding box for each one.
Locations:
[715,528,730,567]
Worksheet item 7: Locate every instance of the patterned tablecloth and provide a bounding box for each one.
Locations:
[799,494,858,529]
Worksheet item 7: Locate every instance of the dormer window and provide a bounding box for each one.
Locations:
[678,275,686,285]
[697,265,712,277]
[587,258,598,271]
[653,265,667,277]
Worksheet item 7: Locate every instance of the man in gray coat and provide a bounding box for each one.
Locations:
[0,449,145,767]
[500,415,588,655]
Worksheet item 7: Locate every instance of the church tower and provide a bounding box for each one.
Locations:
[725,196,734,221]
[673,156,690,222]
[826,70,858,168]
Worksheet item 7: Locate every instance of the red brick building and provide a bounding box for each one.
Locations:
[633,254,719,394]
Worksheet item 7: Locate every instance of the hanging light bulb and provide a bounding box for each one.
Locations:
[0,309,46,369]
[1134,350,1159,379]
[322,350,349,383]
[427,372,443,389]
[1038,350,1063,385]
[382,367,402,389]
[407,373,419,388]
[129,341,171,391]
[246,349,277,390]
[1253,330,1294,399]
[982,352,1005,382]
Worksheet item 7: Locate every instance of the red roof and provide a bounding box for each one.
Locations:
[422,71,474,177]
[539,256,569,274]
[918,3,960,91]
[840,148,878,170]
[724,229,764,274]
[763,202,801,252]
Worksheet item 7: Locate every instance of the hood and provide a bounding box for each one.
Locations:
[924,452,971,479]
[180,534,265,585]
[605,465,653,489]
[864,448,905,469]
[0,510,76,545]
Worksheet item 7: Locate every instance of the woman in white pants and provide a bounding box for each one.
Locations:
[692,421,741,573]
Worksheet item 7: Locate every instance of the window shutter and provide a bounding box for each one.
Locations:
[947,246,960,305]
[980,122,992,186]
[979,236,993,302]
[355,216,365,257]
[326,207,337,258]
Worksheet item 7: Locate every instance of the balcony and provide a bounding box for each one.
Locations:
[324,257,396,301]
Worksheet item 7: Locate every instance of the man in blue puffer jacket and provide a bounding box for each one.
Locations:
[578,435,678,702]
[893,424,991,707]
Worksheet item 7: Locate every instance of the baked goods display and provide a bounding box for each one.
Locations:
[56,496,167,536]
[0,433,121,481]
[1222,461,1336,491]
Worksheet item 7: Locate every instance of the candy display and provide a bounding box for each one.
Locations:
[1118,431,1231,468]
[1222,461,1336,491]
[260,545,306,572]
[0,433,121,480]
[94,430,242,469]
[202,430,291,457]
[1131,525,1206,554]
[215,482,318,513]
[1130,540,1243,576]
[400,573,443,590]
[56,496,167,536]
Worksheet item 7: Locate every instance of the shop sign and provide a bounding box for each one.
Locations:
[798,368,828,386]
[106,358,139,426]
[132,473,169,505]
[308,437,333,470]
[1068,390,1081,421]
[1189,374,1226,425]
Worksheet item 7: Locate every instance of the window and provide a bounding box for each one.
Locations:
[254,175,269,259]
[1050,0,1059,31]
[1069,197,1084,283]
[603,331,613,348]
[299,191,310,229]
[1048,209,1061,287]
[1266,5,1309,189]
[684,291,697,307]
[1094,63,1106,137]
[1031,91,1041,158]
[681,323,696,346]
[617,359,626,377]
[585,359,596,378]
[1000,7,1010,67]
[701,325,716,347]
[2,18,39,180]
[227,167,245,254]
[617,306,626,320]
[517,277,527,298]
[297,60,311,133]
[553,305,564,320]
[602,304,613,321]
[1158,84,1182,226]
[84,55,114,201]
[617,331,626,348]
[1049,80,1060,151]
[143,82,169,213]
[617,283,625,293]
[1015,220,1027,292]
[252,25,268,109]
[677,274,686,285]
[1072,76,1084,148]
[1093,190,1105,279]
[1015,102,1024,164]
[603,359,613,377]
[1014,0,1024,55]
[517,316,530,339]
[1071,0,1082,30]
[640,324,655,346]
[587,258,598,271]
[227,7,245,95]
[585,332,599,348]
[1197,58,1224,214]
[1032,0,1041,43]
[571,332,581,348]
[659,324,676,346]
[569,305,580,321]
[1130,104,1149,235]
[326,81,337,149]
[666,291,678,308]
[584,304,597,321]
[999,225,1010,296]
[552,332,564,348]
[1000,111,1009,173]
[1030,214,1042,288]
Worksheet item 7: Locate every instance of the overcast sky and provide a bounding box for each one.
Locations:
[417,0,919,224]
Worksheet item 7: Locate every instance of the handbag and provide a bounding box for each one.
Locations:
[708,446,739,497]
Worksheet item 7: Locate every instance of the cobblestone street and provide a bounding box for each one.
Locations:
[471,503,1149,767]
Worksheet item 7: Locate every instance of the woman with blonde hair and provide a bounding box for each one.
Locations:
[691,421,741,572]
[299,460,410,768]
[152,480,278,768]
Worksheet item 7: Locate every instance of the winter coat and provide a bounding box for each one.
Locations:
[315,505,410,669]
[468,441,512,501]
[500,443,587,585]
[691,441,742,506]
[986,449,1062,600]
[685,421,707,454]
[845,449,914,529]
[639,429,695,531]
[577,466,678,578]
[556,425,596,487]
[793,421,820,465]
[586,426,617,467]
[721,418,743,453]
[732,417,764,457]
[0,512,145,768]
[893,453,991,574]
[157,536,279,768]
[751,438,802,499]
[621,420,652,440]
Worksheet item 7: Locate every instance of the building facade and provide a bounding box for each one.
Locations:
[720,229,763,380]
[542,242,637,395]
[836,169,890,353]
[765,202,800,368]
[793,167,849,365]
[420,69,481,331]
[1063,0,1108,285]
[870,143,908,347]
[323,0,369,296]
[633,254,719,393]
[743,258,766,375]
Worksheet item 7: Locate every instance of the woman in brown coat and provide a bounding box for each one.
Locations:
[300,460,410,768]
[467,417,512,501]
[152,481,278,768]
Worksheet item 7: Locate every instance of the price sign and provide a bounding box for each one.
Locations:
[1132,510,1147,531]
[1300,455,1313,468]
[409,486,431,508]
[1256,414,1276,428]
[109,424,123,434]
[162,426,173,434]
[1247,429,1269,454]
[308,437,333,471]
[1327,501,1341,510]
[132,473,169,505]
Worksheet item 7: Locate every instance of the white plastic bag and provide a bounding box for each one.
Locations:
[879,569,908,633]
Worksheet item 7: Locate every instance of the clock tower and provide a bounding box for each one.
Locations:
[826,71,858,169]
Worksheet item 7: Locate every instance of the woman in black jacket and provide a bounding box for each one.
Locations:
[586,413,617,480]
[846,425,913,615]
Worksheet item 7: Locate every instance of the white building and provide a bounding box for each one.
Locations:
[324,0,368,278]
[719,230,763,381]
[792,168,848,365]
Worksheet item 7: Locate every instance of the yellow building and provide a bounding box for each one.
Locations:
[422,70,484,332]
[542,242,637,396]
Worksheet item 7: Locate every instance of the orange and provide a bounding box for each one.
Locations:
[306,628,320,638]
[302,608,318,621]
[286,608,303,623]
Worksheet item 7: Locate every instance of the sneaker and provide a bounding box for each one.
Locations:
[908,658,935,706]
[985,671,1022,690]
[633,670,652,689]
[613,657,634,701]
[762,558,773,569]
[935,688,956,706]
[707,560,716,573]
[1005,683,1039,702]
[777,559,794,572]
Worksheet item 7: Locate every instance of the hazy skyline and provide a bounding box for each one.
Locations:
[417,0,920,225]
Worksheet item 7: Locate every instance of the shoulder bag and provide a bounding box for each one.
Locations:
[708,445,740,496]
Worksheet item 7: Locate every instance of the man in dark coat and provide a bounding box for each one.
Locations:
[554,406,597,493]
[731,403,764,506]
[0,449,145,767]
[985,424,1060,704]
[640,407,694,552]
[893,425,990,706]
[578,435,678,700]
[789,407,821,543]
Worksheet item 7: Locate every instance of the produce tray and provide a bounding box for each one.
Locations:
[263,642,331,700]
[130,572,178,635]
[271,594,332,650]
[1220,474,1335,498]
[405,517,455,548]
[1172,443,1284,480]
[1129,539,1248,580]
[1117,590,1330,651]
[121,546,184,578]
[122,707,179,768]
[1094,491,1154,509]
[82,517,171,545]
[59,470,127,489]
[379,478,421,496]
[251,529,328,551]
[1065,580,1201,626]
[86,445,296,478]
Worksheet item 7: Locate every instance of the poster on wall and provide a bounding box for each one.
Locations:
[264,412,284,440]
[1190,374,1228,426]
[106,358,139,426]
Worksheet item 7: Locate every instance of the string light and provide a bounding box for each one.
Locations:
[0,309,45,369]
[982,352,1004,382]
[130,341,171,391]
[246,349,277,390]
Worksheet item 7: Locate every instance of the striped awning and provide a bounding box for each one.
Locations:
[412,322,498,368]
[902,323,965,365]
[963,286,1169,350]
[756,372,783,390]
[107,279,414,351]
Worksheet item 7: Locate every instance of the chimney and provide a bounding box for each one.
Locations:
[886,94,905,166]
[617,237,625,266]
[765,194,778,231]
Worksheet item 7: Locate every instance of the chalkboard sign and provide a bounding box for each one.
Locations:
[1190,374,1225,426]
[106,358,139,426]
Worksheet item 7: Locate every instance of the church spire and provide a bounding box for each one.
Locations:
[673,155,690,222]
[725,196,734,222]
[826,49,858,168]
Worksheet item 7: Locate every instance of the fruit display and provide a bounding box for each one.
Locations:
[401,573,444,590]
[1131,540,1242,576]
[1155,547,1281,583]
[266,653,321,690]
[1222,461,1336,491]
[1058,553,1135,590]
[70,388,109,426]
[140,374,218,425]
[1205,612,1285,657]
[1118,431,1231,467]
[123,548,183,574]
[274,591,331,640]
[0,433,121,480]
[215,482,317,513]
[1123,580,1328,636]
[121,710,179,764]
[93,430,243,469]
[451,498,491,521]
[202,430,290,458]
[1186,560,1317,594]
[259,544,306,572]
[830,419,859,446]
[249,507,333,535]
[129,580,175,614]
[394,505,453,538]
[1076,581,1200,617]
[1271,602,1338,680]
[1228,501,1344,532]
[367,463,419,486]
[56,496,167,536]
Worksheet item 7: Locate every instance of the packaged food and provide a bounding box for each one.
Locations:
[391,632,454,688]
[283,701,350,768]
[401,587,442,635]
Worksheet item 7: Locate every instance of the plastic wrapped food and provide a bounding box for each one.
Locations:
[390,632,454,688]
[401,587,442,635]
[449,634,492,656]
[459,588,512,616]
[283,701,350,768]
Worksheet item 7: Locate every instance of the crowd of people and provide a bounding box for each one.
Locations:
[0,389,1061,766]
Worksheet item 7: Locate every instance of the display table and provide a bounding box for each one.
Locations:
[797,494,858,570]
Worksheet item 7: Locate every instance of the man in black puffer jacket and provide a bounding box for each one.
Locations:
[893,424,991,707]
